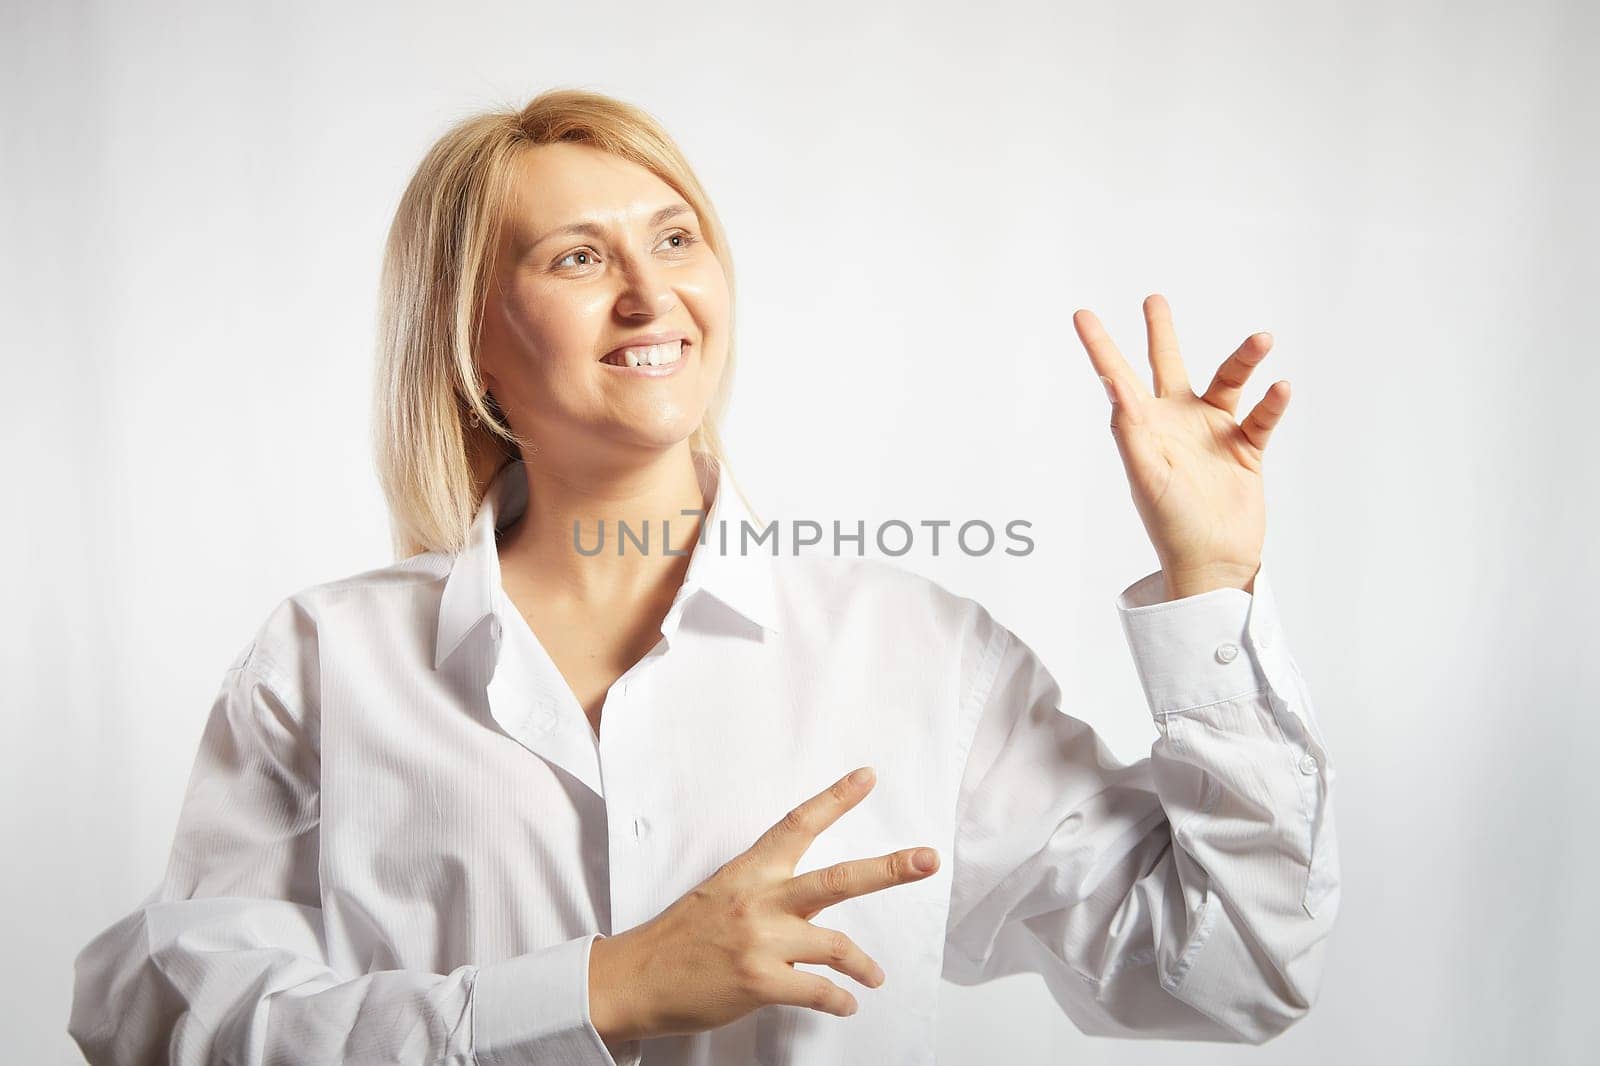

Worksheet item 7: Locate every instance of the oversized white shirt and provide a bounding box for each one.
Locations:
[70,453,1340,1065]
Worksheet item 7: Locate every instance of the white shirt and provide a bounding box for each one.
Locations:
[70,453,1340,1065]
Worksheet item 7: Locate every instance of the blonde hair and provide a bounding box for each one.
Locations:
[372,88,741,560]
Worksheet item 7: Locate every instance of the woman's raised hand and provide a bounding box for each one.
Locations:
[1075,293,1290,600]
[587,766,939,1042]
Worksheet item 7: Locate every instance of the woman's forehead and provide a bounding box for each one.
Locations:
[512,144,675,217]
[506,145,685,245]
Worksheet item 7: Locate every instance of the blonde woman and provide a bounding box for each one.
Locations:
[69,89,1339,1064]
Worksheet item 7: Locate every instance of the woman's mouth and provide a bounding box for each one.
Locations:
[599,339,689,375]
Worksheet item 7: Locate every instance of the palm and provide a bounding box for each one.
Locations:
[1073,294,1289,589]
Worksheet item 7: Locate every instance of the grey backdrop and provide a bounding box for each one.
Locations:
[4,1,1596,1063]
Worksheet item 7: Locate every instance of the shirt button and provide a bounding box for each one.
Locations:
[633,816,648,840]
[1214,642,1239,664]
[1299,753,1319,775]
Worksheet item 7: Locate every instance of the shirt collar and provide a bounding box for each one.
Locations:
[433,451,779,670]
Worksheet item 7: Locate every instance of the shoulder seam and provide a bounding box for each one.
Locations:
[230,644,314,723]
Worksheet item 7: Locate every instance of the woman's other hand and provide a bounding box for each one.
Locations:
[587,766,939,1042]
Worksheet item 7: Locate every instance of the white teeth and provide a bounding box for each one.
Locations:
[608,340,684,368]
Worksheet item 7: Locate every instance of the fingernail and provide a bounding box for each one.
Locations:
[1099,375,1116,403]
[850,767,873,786]
[914,848,936,871]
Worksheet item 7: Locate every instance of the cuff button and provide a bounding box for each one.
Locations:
[1214,642,1240,664]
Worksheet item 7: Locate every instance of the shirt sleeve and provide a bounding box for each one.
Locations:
[68,641,637,1066]
[941,561,1341,1044]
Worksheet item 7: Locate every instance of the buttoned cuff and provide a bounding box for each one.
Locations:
[1115,562,1290,717]
[474,932,642,1066]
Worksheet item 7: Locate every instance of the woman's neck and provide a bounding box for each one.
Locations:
[495,448,711,610]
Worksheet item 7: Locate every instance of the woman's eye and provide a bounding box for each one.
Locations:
[554,248,597,269]
[659,229,700,252]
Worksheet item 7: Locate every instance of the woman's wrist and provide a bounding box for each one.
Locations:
[1160,560,1259,600]
[590,929,651,1044]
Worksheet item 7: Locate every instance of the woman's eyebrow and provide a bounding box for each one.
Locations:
[528,202,695,252]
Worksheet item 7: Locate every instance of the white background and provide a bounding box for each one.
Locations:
[4,1,1596,1062]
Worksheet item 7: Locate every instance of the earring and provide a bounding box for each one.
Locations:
[468,408,482,427]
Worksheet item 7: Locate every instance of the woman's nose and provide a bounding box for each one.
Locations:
[614,258,678,317]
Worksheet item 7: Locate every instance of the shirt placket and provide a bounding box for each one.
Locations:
[596,628,677,937]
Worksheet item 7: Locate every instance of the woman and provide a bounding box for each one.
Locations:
[69,89,1339,1064]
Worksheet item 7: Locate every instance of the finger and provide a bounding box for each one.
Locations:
[1099,373,1166,479]
[759,966,859,1018]
[1239,380,1291,452]
[747,766,876,869]
[782,918,886,990]
[779,846,938,918]
[1201,332,1273,416]
[1143,293,1192,398]
[1074,308,1152,405]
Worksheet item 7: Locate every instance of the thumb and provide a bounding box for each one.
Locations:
[1099,374,1162,476]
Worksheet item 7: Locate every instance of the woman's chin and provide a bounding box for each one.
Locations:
[598,419,706,453]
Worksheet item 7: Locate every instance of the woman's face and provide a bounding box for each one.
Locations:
[477,141,730,465]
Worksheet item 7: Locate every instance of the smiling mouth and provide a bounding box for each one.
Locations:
[600,340,687,368]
